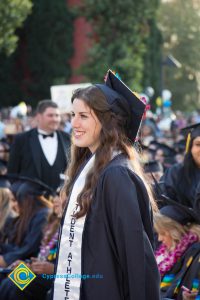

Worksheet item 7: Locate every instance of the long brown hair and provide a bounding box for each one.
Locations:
[63,85,157,218]
[14,195,49,245]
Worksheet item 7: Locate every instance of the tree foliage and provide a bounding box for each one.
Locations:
[0,0,73,106]
[76,0,161,93]
[158,0,200,111]
[0,0,32,55]
[142,18,162,104]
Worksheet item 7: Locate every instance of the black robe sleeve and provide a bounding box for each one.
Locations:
[160,163,182,202]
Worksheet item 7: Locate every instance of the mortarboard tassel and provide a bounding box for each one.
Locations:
[140,96,151,120]
[185,132,191,154]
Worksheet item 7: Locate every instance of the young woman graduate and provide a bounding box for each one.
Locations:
[52,70,160,300]
[0,176,51,267]
[160,123,200,208]
[0,190,63,300]
[154,198,200,300]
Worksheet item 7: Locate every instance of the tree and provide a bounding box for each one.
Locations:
[158,0,200,111]
[0,0,73,106]
[0,0,32,55]
[76,0,161,93]
[142,17,162,106]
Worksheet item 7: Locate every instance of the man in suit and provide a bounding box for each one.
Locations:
[8,100,71,189]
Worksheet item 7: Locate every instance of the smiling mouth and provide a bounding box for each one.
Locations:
[74,131,85,138]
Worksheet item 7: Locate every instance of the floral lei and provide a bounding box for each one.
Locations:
[155,231,198,277]
[38,225,59,261]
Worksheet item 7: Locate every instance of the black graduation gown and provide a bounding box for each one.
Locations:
[160,163,200,207]
[0,228,58,300]
[160,242,200,299]
[53,154,161,300]
[0,207,49,265]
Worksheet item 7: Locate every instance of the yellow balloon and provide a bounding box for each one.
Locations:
[156,97,162,107]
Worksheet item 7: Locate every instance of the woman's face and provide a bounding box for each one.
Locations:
[71,98,102,153]
[157,230,173,249]
[191,136,200,167]
[155,149,165,164]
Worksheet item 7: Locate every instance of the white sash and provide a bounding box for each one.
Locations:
[53,154,95,300]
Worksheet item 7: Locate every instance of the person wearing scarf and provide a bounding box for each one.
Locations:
[52,70,160,300]
[154,202,200,299]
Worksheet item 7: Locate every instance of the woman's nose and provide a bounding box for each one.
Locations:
[71,116,79,128]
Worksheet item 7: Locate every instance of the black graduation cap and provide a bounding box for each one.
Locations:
[181,122,200,138]
[181,123,200,153]
[144,160,163,173]
[141,144,157,156]
[160,194,200,225]
[0,174,55,199]
[174,139,186,154]
[10,180,23,197]
[95,69,146,141]
[150,141,177,157]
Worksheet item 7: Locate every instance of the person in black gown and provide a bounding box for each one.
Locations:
[160,123,200,208]
[52,70,160,300]
[0,177,51,267]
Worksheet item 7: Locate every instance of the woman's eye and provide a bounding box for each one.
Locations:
[80,115,88,119]
[71,113,75,118]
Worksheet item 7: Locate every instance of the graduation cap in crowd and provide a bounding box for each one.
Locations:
[181,123,200,153]
[160,194,200,225]
[150,141,177,157]
[174,139,186,154]
[95,69,146,141]
[144,160,163,174]
[150,141,178,166]
[140,144,157,158]
[0,174,55,200]
[16,180,54,209]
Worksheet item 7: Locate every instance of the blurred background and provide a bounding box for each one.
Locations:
[0,0,199,113]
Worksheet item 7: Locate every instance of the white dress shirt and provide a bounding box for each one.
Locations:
[38,129,58,166]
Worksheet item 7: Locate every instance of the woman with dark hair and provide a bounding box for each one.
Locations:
[160,123,200,207]
[0,178,51,267]
[0,191,63,300]
[53,70,160,300]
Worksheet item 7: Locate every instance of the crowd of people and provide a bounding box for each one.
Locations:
[0,70,200,299]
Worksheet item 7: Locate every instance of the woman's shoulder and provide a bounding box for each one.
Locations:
[31,207,50,222]
[100,154,135,179]
[167,162,183,173]
[162,162,184,179]
[184,241,200,256]
[98,153,145,190]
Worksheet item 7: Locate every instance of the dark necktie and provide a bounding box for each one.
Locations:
[39,133,54,139]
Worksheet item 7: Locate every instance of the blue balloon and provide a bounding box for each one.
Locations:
[163,100,172,107]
